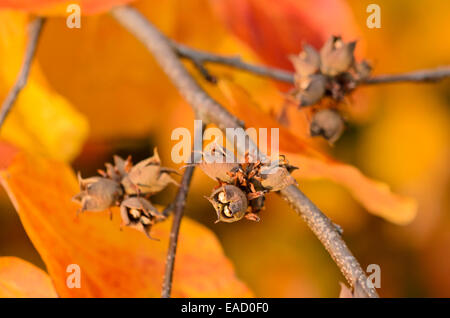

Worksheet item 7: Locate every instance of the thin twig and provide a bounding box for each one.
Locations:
[111,5,378,297]
[174,42,295,83]
[0,17,45,130]
[191,59,217,83]
[161,148,199,298]
[112,8,242,131]
[361,66,450,84]
[174,41,450,86]
[161,201,175,218]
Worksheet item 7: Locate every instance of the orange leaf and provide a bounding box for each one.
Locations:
[210,0,361,70]
[214,79,417,225]
[0,257,57,297]
[0,140,19,170]
[0,0,135,15]
[0,141,252,297]
[33,0,238,139]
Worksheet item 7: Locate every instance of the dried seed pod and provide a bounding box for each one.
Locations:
[249,195,265,215]
[260,166,297,191]
[120,197,164,239]
[289,43,321,78]
[76,174,102,190]
[277,155,299,173]
[99,155,132,182]
[198,162,239,183]
[206,185,248,223]
[197,144,239,183]
[296,74,327,106]
[355,60,372,80]
[310,109,345,144]
[72,173,123,212]
[121,148,178,195]
[320,36,356,76]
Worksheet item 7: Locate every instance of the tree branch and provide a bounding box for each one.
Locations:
[174,42,295,83]
[111,5,378,298]
[0,17,45,131]
[161,148,199,298]
[280,186,375,297]
[111,8,242,131]
[361,66,450,84]
[173,40,450,87]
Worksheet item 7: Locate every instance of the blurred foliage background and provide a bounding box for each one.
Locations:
[0,0,449,297]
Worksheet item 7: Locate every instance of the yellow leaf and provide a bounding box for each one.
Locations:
[0,11,88,161]
[0,256,57,298]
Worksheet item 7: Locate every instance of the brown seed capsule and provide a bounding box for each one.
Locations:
[121,148,178,195]
[289,43,321,78]
[355,60,372,80]
[320,36,356,76]
[72,173,123,212]
[296,74,327,106]
[249,195,265,215]
[97,155,132,182]
[119,197,164,239]
[310,109,345,144]
[206,185,248,223]
[198,162,239,183]
[197,144,239,183]
[260,166,297,191]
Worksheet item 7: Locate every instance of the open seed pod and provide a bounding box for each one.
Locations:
[260,165,297,191]
[289,43,321,78]
[320,35,356,76]
[119,197,165,239]
[355,60,372,80]
[121,148,178,195]
[296,74,327,107]
[99,155,132,182]
[199,162,239,183]
[310,109,345,144]
[197,144,239,183]
[206,185,248,223]
[72,173,123,212]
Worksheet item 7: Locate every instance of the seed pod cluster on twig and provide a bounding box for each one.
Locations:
[72,148,178,239]
[199,146,297,223]
[288,35,370,143]
[290,35,371,107]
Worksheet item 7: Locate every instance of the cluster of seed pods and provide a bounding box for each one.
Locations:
[199,146,297,223]
[289,35,372,144]
[73,148,178,239]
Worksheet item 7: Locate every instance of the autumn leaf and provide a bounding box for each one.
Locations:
[31,0,236,139]
[0,141,252,297]
[3,0,352,144]
[210,0,362,70]
[21,0,290,142]
[213,79,417,225]
[0,11,88,161]
[0,0,361,158]
[0,257,57,298]
[0,0,135,15]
